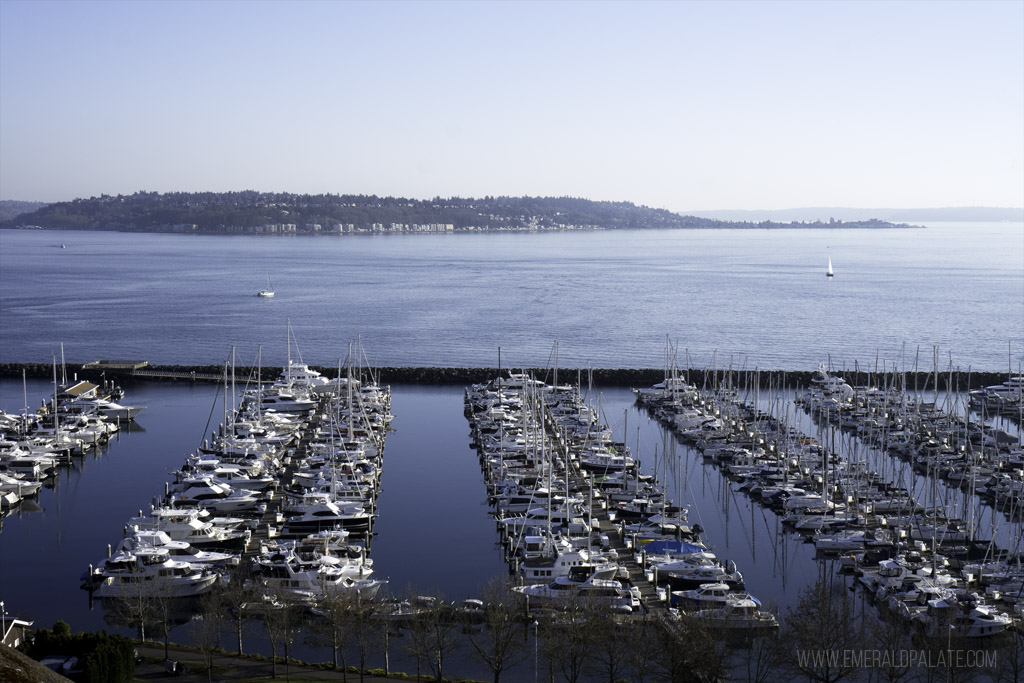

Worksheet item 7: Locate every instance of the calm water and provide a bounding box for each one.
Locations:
[1,223,1021,677]
[1,379,1017,677]
[0,379,830,675]
[1,222,1021,370]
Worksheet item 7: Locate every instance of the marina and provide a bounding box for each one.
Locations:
[2,354,1022,679]
[634,356,1023,641]
[1,222,1022,679]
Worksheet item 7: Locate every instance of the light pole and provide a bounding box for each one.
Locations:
[532,619,539,683]
[1,601,6,646]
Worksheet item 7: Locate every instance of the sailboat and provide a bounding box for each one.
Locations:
[256,271,275,297]
[826,256,834,278]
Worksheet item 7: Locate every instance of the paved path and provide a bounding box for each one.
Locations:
[133,643,398,682]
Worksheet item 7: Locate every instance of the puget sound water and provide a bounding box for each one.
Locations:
[0,221,1021,371]
[0,222,1021,679]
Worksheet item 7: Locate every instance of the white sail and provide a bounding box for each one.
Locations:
[826,256,834,277]
[257,270,275,297]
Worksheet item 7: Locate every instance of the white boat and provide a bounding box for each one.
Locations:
[86,547,219,598]
[256,271,275,297]
[655,559,744,590]
[169,477,264,513]
[513,574,636,613]
[118,528,236,567]
[60,396,145,421]
[283,493,372,533]
[0,473,42,497]
[827,256,834,277]
[670,582,762,610]
[813,529,869,553]
[127,506,250,549]
[250,543,383,601]
[519,545,619,584]
[912,597,1013,638]
[691,595,779,630]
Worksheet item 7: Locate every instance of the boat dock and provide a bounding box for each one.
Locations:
[465,373,759,618]
[634,362,1021,638]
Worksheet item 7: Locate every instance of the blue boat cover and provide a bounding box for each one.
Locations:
[643,540,705,555]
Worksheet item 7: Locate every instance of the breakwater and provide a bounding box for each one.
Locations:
[0,362,1012,390]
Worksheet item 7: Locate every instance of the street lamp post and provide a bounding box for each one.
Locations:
[533,619,539,683]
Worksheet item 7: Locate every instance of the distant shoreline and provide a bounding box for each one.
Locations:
[0,362,1012,390]
[2,221,920,235]
[0,193,921,233]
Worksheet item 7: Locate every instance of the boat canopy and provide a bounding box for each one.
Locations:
[644,540,706,555]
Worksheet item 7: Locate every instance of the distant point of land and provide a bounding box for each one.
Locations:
[688,206,1024,223]
[0,193,940,234]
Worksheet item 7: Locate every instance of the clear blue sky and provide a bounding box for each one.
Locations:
[1,0,1022,211]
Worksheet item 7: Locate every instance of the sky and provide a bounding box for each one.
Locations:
[1,0,1022,212]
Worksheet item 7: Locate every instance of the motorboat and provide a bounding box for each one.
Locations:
[690,595,778,630]
[117,528,236,567]
[128,506,250,550]
[283,493,372,533]
[654,558,744,590]
[169,477,264,513]
[513,573,636,613]
[912,597,1013,638]
[85,546,219,598]
[670,582,762,610]
[250,543,384,601]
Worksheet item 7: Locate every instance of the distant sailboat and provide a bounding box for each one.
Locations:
[826,256,834,277]
[257,271,275,297]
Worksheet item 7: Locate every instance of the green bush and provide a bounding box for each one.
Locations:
[25,621,134,683]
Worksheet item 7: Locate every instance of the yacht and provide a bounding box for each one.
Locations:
[670,582,762,610]
[690,595,779,630]
[250,543,384,600]
[85,546,219,598]
[912,597,1013,638]
[128,506,250,550]
[169,477,264,513]
[513,573,636,613]
[118,528,237,567]
[283,493,372,533]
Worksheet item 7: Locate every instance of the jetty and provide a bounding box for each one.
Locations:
[1,361,1015,390]
[634,361,1023,638]
[463,372,773,629]
[79,348,394,607]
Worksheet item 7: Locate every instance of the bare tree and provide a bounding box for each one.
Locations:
[150,583,182,661]
[466,578,528,683]
[403,590,433,682]
[104,577,160,643]
[985,630,1024,683]
[375,585,395,677]
[864,601,913,683]
[655,610,728,683]
[422,593,461,682]
[627,614,661,683]
[539,593,602,683]
[259,590,303,680]
[737,632,786,683]
[779,576,862,683]
[308,584,357,677]
[349,593,379,683]
[212,563,258,655]
[190,592,224,683]
[587,604,630,683]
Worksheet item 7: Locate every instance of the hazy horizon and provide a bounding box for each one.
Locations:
[2,1,1022,212]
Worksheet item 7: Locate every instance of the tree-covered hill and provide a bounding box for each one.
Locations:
[0,200,48,222]
[0,191,911,233]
